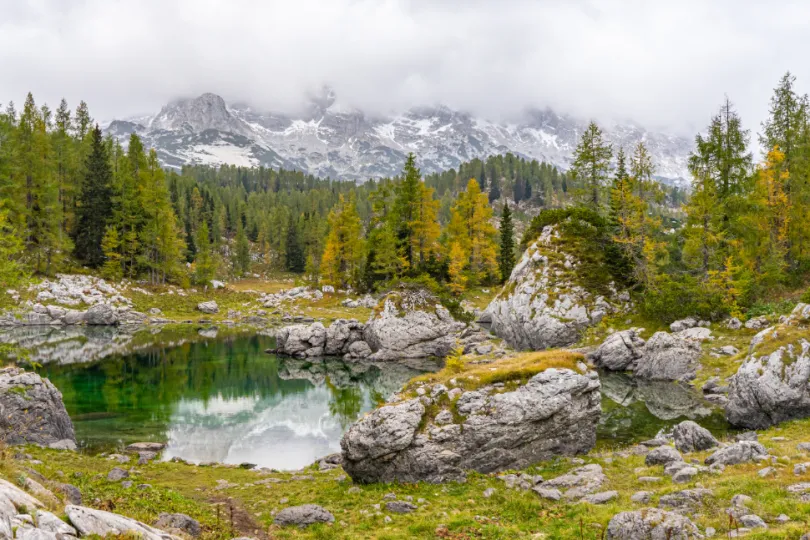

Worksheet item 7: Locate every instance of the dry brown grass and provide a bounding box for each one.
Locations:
[404,349,585,395]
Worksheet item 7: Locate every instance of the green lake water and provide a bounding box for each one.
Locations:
[1,326,730,469]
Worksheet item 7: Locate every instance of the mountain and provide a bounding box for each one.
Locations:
[104,87,693,187]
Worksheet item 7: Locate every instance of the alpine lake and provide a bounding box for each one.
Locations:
[0,324,731,470]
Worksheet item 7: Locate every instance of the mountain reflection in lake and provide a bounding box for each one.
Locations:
[30,327,436,470]
[6,326,731,469]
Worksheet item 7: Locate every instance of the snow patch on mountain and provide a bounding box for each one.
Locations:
[105,89,693,187]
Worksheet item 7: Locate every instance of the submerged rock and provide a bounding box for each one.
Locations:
[0,367,76,447]
[341,368,601,483]
[726,304,810,429]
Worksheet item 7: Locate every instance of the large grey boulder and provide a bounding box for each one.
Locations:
[484,226,624,351]
[66,505,177,540]
[672,421,719,453]
[634,332,702,381]
[363,290,465,361]
[341,367,601,483]
[606,508,704,539]
[273,504,334,527]
[0,367,76,447]
[587,329,646,371]
[275,322,328,357]
[726,306,810,428]
[85,303,119,325]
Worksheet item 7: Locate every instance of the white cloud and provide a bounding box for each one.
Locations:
[0,0,806,137]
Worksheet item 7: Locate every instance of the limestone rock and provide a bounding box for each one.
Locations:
[645,446,683,467]
[341,368,601,483]
[65,505,177,540]
[273,504,335,527]
[634,332,702,381]
[705,441,768,466]
[154,513,201,537]
[606,508,704,539]
[363,290,465,361]
[484,224,624,351]
[196,301,218,314]
[537,464,606,500]
[0,367,76,447]
[672,421,719,453]
[726,310,810,428]
[85,303,119,325]
[587,329,645,371]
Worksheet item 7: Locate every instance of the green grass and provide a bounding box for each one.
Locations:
[6,415,810,539]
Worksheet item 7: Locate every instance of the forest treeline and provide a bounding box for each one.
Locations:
[563,72,810,320]
[2,72,809,322]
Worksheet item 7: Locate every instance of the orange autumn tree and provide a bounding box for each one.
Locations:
[448,178,498,289]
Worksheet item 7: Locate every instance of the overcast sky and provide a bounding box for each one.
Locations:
[0,0,806,136]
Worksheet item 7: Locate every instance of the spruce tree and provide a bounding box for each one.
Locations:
[570,121,612,211]
[194,221,215,285]
[285,214,305,273]
[74,125,113,267]
[498,203,516,283]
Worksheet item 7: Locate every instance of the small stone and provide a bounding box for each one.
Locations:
[758,466,777,478]
[672,467,698,483]
[154,513,202,537]
[706,526,716,537]
[121,481,133,489]
[776,514,790,523]
[798,442,810,452]
[107,468,129,481]
[348,487,361,494]
[581,491,618,504]
[795,463,810,475]
[645,446,683,467]
[384,516,392,523]
[532,487,562,501]
[386,501,417,514]
[483,488,496,498]
[630,491,651,503]
[274,505,335,528]
[731,494,752,507]
[738,514,767,529]
[637,476,662,483]
[279,497,289,504]
[383,493,397,501]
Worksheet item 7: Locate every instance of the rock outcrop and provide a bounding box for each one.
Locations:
[587,329,645,371]
[672,421,718,453]
[275,289,493,361]
[484,224,627,351]
[0,367,76,447]
[66,505,178,539]
[726,304,810,429]
[633,332,702,381]
[341,367,601,483]
[363,290,465,361]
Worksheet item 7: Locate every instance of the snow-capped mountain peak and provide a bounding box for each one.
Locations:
[105,90,693,187]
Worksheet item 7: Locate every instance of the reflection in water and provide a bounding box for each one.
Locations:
[38,329,429,470]
[15,327,732,469]
[597,371,730,446]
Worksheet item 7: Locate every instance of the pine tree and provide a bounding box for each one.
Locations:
[570,121,613,211]
[74,125,113,267]
[194,221,215,286]
[234,222,251,276]
[0,205,25,287]
[498,203,515,283]
[285,214,305,273]
[393,153,423,269]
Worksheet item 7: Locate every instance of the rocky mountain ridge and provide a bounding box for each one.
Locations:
[104,88,693,186]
